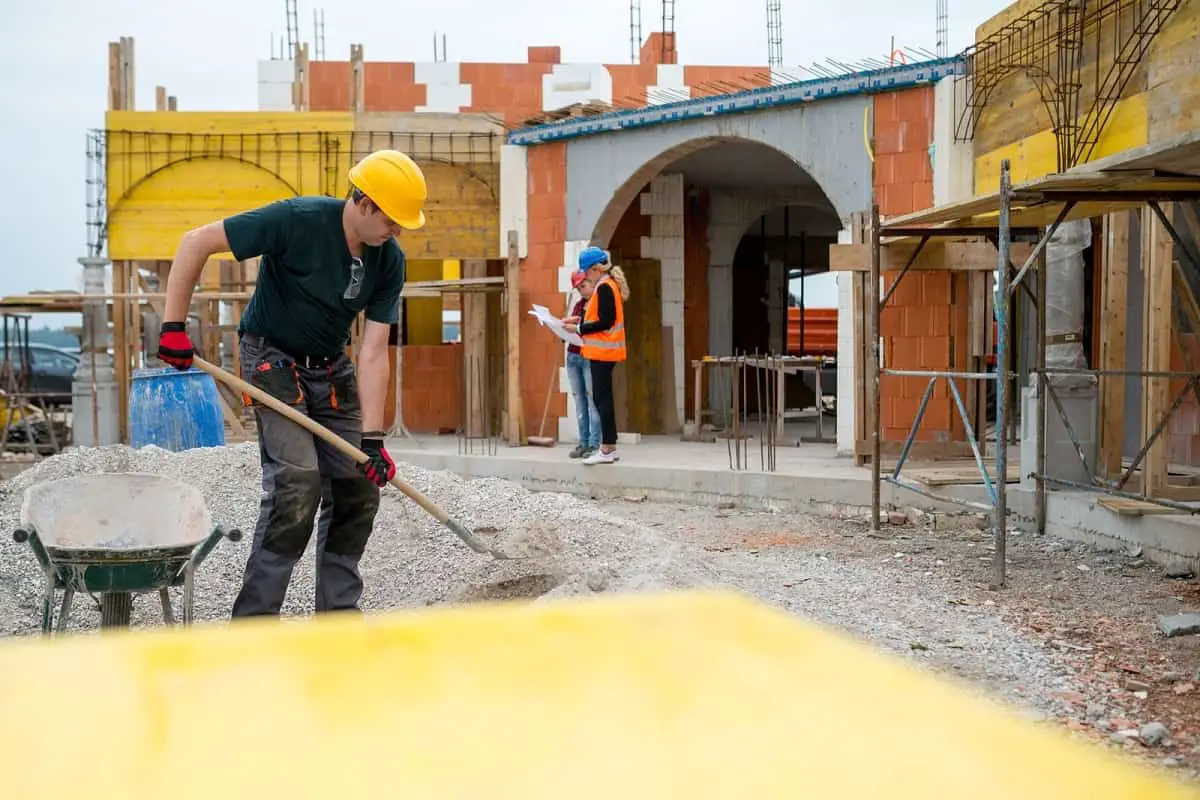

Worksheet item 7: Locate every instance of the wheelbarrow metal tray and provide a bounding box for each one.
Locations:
[19,473,215,593]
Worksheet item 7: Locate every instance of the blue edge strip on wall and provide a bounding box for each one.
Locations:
[507,56,967,147]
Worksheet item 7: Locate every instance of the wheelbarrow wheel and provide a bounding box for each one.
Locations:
[100,592,133,629]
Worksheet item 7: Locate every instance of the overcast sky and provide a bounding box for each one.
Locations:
[0,0,1007,323]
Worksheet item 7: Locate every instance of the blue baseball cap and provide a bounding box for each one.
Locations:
[578,246,608,271]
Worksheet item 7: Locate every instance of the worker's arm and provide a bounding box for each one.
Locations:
[577,282,616,335]
[359,244,405,434]
[163,200,296,322]
[357,321,390,434]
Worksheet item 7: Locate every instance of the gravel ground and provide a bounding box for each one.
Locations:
[0,443,1198,782]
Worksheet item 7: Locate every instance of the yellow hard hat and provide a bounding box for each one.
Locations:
[348,149,427,230]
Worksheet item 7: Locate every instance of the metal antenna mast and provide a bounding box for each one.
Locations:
[630,0,642,64]
[661,0,676,62]
[936,0,949,58]
[767,0,783,69]
[284,0,299,57]
[313,8,326,61]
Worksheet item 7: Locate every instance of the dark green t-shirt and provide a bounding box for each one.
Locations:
[226,196,405,357]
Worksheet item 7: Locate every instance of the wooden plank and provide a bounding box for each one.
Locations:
[155,86,167,111]
[856,440,977,462]
[1097,497,1186,516]
[1142,205,1175,498]
[1097,211,1132,479]
[504,231,523,446]
[908,462,1020,487]
[623,258,663,434]
[829,241,1034,272]
[461,259,488,438]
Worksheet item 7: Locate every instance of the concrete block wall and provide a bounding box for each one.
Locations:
[413,63,472,113]
[257,59,294,111]
[640,173,687,423]
[835,229,858,456]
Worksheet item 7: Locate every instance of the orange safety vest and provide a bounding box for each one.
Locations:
[580,276,626,363]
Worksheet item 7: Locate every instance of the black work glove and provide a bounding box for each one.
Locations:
[157,321,194,371]
[359,437,396,487]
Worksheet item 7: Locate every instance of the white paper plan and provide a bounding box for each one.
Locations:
[528,304,584,346]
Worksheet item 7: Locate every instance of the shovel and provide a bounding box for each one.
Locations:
[192,356,513,560]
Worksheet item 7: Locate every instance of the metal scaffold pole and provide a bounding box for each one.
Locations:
[869,202,882,533]
[992,159,1012,590]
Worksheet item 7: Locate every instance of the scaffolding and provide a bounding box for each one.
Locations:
[866,135,1200,589]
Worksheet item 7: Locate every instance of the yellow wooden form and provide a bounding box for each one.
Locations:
[0,590,1194,799]
[103,111,502,262]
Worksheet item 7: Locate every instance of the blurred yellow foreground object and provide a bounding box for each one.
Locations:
[0,590,1195,799]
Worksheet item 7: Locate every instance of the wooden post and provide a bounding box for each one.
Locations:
[112,261,130,442]
[1141,205,1174,498]
[849,211,870,465]
[462,259,488,438]
[504,230,524,445]
[155,86,167,111]
[350,44,365,114]
[1097,211,1131,480]
[292,43,310,112]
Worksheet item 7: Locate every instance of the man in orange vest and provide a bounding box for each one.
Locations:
[563,246,629,465]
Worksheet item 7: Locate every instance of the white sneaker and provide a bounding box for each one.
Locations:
[582,449,619,466]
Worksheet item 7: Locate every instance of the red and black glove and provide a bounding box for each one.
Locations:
[157,321,194,371]
[359,437,396,487]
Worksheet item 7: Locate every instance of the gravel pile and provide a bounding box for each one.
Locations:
[0,444,717,636]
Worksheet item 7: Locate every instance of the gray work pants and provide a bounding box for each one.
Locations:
[231,334,381,618]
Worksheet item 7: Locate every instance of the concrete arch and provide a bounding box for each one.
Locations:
[563,97,872,244]
[708,191,842,268]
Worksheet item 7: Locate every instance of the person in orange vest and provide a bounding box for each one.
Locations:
[563,246,630,466]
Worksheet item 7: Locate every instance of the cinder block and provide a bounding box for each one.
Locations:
[616,431,642,445]
[639,236,659,259]
[557,265,577,293]
[639,193,656,216]
[651,213,684,238]
[658,237,685,260]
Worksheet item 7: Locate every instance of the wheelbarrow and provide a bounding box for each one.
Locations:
[11,473,242,635]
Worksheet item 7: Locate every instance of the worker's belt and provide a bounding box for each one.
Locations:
[240,333,340,369]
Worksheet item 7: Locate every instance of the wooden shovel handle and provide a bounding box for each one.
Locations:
[191,356,451,525]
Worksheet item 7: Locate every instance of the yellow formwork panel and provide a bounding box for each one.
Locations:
[973,92,1149,196]
[105,111,501,262]
[0,590,1195,799]
[106,111,356,261]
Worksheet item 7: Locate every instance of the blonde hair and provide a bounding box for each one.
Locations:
[595,263,631,301]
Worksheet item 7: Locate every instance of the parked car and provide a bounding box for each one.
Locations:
[0,344,80,402]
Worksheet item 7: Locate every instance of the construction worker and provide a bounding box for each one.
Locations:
[563,246,629,465]
[156,149,427,618]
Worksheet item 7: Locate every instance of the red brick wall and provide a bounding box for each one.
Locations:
[306,36,770,124]
[874,87,971,443]
[401,344,462,432]
[521,142,569,436]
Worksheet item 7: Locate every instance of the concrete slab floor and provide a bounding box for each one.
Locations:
[387,433,1200,567]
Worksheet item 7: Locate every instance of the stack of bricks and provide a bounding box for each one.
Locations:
[873,86,971,444]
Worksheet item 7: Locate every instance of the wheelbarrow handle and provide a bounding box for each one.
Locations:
[12,526,52,571]
[178,527,242,581]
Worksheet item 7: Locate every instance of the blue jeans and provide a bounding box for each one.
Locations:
[565,351,601,448]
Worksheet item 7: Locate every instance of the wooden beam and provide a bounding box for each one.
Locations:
[462,259,488,438]
[850,212,870,466]
[829,240,1034,272]
[1141,205,1174,498]
[349,44,365,114]
[292,42,310,112]
[504,231,524,446]
[1097,211,1132,479]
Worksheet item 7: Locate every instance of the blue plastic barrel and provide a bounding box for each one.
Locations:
[128,367,226,452]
